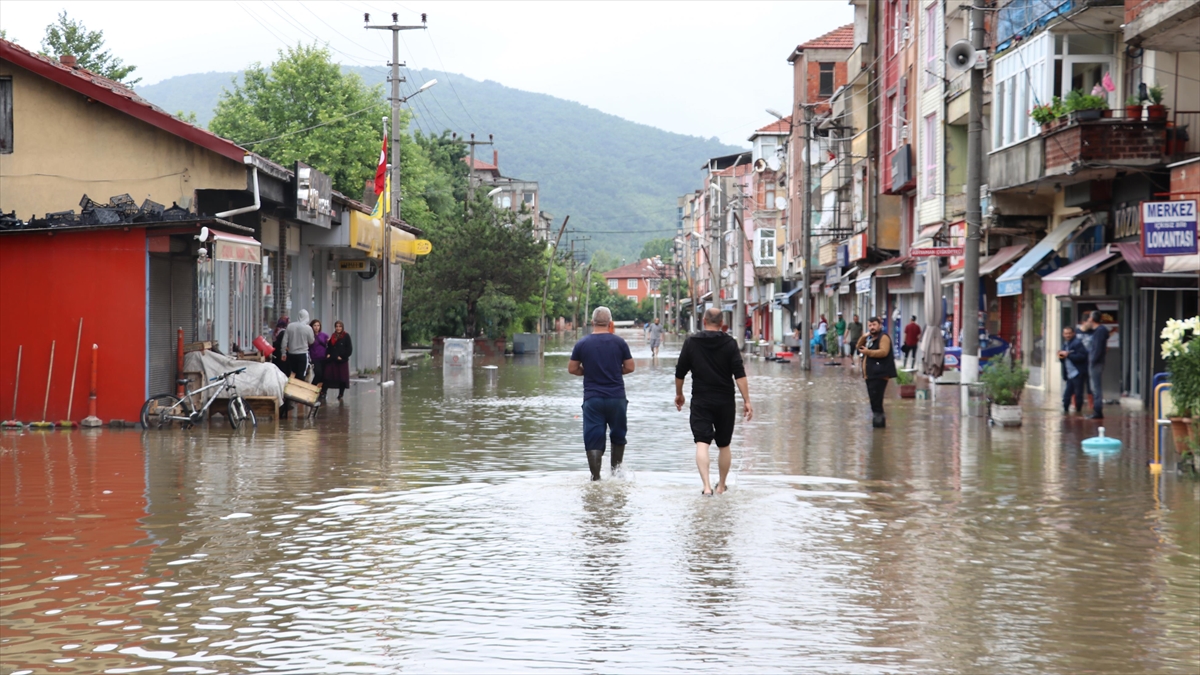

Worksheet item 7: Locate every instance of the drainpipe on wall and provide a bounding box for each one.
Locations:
[216,155,260,219]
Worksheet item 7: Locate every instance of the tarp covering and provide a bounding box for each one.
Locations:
[182,350,287,406]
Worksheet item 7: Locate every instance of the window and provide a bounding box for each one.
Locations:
[626,278,638,290]
[0,78,11,154]
[523,192,534,205]
[819,63,835,98]
[924,3,939,89]
[501,194,512,209]
[887,93,899,152]
[754,228,777,267]
[608,279,618,290]
[924,114,938,200]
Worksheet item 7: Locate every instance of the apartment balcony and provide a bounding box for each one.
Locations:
[989,110,1194,193]
[1042,115,1172,178]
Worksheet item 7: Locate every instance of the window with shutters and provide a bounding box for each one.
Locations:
[627,278,638,290]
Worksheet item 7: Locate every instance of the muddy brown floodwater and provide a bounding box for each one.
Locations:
[2,330,1198,674]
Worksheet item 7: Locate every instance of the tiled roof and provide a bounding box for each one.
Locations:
[797,24,855,51]
[463,156,499,171]
[603,258,664,279]
[755,117,791,134]
[0,38,247,163]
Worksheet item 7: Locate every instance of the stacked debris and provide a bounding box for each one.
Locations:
[0,194,195,230]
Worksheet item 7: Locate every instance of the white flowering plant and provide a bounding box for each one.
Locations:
[1161,316,1200,418]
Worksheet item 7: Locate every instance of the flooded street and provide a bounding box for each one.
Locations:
[2,330,1198,674]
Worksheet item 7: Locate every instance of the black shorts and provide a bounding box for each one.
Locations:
[690,399,736,448]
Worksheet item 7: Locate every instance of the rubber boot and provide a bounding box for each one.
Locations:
[586,449,604,481]
[610,445,625,474]
[872,413,886,428]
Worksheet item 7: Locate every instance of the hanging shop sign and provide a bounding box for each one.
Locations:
[847,231,867,262]
[910,247,964,257]
[349,212,383,258]
[295,161,334,228]
[338,260,371,272]
[210,231,262,264]
[1141,200,1198,256]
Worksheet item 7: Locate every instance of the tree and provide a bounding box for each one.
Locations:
[639,237,675,263]
[404,202,546,339]
[40,11,139,84]
[209,44,389,197]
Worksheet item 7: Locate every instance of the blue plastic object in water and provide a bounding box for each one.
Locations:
[1082,427,1123,453]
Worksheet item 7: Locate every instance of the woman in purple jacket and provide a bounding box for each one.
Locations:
[309,319,330,400]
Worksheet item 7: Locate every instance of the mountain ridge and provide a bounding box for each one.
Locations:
[136,67,745,258]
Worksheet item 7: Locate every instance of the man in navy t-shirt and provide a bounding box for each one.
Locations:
[569,306,635,480]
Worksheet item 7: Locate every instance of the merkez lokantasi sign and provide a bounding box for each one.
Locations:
[1142,199,1197,257]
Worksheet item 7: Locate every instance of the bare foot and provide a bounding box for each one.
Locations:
[715,483,728,495]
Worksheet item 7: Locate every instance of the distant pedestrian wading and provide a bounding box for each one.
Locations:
[675,307,753,496]
[856,316,896,428]
[568,307,635,481]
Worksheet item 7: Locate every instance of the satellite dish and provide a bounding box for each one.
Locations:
[720,268,732,279]
[753,158,768,173]
[196,226,210,242]
[774,196,788,210]
[766,153,782,172]
[947,40,976,72]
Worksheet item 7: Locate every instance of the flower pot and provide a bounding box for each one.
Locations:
[1125,105,1143,121]
[899,384,917,398]
[1101,109,1113,118]
[1071,109,1103,122]
[991,404,1023,427]
[1170,417,1196,454]
[1147,104,1168,121]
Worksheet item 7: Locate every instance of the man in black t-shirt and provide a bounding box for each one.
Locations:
[674,308,753,496]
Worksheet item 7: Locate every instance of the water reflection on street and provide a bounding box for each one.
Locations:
[2,330,1198,673]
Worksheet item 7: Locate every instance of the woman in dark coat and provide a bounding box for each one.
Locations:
[271,316,289,372]
[324,320,353,400]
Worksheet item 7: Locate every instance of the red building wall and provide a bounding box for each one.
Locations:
[0,229,147,421]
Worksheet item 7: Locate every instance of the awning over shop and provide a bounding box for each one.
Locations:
[874,256,910,278]
[1041,246,1122,295]
[941,269,965,286]
[854,264,878,293]
[699,291,713,302]
[1116,243,1200,277]
[978,244,1028,276]
[780,285,803,299]
[810,280,823,293]
[995,214,1092,296]
[918,223,944,240]
[210,230,262,264]
[722,303,735,312]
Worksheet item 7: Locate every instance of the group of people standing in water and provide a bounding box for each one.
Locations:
[271,310,354,406]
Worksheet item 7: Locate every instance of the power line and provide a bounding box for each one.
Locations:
[236,105,380,146]
[425,30,481,129]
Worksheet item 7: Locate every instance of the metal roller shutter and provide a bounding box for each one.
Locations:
[148,255,173,395]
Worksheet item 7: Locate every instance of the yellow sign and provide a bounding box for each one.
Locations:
[413,239,432,255]
[389,226,416,264]
[349,212,383,259]
[338,259,370,272]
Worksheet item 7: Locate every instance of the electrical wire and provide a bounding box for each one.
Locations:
[425,29,481,129]
[236,105,381,146]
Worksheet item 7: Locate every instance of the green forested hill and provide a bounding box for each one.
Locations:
[137,68,744,258]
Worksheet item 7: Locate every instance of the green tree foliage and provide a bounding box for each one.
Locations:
[40,11,139,84]
[404,199,546,339]
[639,237,675,263]
[175,110,198,125]
[209,45,388,197]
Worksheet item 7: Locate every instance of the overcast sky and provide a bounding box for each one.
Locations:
[2,1,853,146]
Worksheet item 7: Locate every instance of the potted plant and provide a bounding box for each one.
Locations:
[1125,95,1143,121]
[896,368,916,398]
[1065,87,1109,122]
[1161,316,1199,470]
[981,357,1029,427]
[1147,84,1168,121]
[1031,98,1061,130]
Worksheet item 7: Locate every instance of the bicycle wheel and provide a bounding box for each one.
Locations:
[141,394,183,430]
[228,395,247,429]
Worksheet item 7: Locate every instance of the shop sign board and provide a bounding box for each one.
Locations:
[338,260,370,272]
[847,232,867,262]
[910,247,964,257]
[349,212,383,258]
[1141,199,1198,256]
[838,244,849,268]
[295,162,334,228]
[211,232,262,264]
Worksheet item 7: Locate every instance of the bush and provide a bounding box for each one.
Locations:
[980,357,1029,406]
[896,369,915,385]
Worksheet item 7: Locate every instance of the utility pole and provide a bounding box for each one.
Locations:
[539,216,570,336]
[465,133,494,213]
[961,0,984,394]
[582,264,593,334]
[366,11,426,384]
[799,103,816,371]
[732,190,746,350]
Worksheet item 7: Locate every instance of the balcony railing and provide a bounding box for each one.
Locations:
[1041,111,1170,177]
[1173,110,1199,156]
